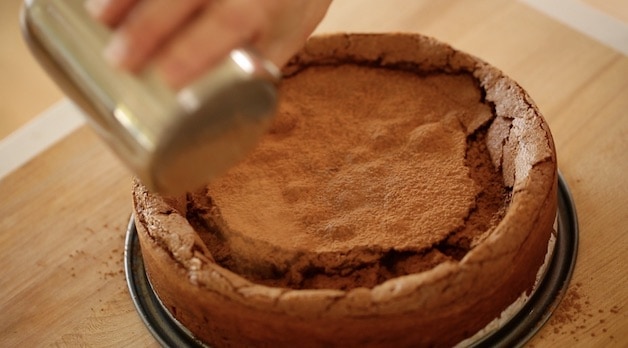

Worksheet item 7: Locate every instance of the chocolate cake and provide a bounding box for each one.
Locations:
[132,33,557,347]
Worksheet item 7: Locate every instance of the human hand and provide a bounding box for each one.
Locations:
[85,0,332,89]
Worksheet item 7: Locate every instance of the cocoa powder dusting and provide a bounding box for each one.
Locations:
[185,64,511,290]
[545,282,621,343]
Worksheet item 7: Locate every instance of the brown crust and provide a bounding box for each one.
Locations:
[132,33,557,347]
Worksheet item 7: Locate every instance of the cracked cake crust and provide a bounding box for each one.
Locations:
[132,33,557,347]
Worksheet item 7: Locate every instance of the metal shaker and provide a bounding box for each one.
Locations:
[21,0,280,195]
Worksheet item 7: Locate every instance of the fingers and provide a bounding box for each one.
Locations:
[87,0,332,89]
[100,0,208,72]
[85,0,140,27]
[156,0,273,89]
[155,0,332,89]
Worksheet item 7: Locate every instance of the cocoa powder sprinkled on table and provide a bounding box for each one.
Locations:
[545,282,622,342]
[547,282,590,336]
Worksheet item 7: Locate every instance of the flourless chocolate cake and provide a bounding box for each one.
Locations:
[133,33,557,347]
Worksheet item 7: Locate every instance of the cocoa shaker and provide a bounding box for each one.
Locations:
[21,0,280,194]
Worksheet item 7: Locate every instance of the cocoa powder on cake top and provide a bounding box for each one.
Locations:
[180,63,510,290]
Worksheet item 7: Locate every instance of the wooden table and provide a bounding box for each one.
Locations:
[1,1,626,346]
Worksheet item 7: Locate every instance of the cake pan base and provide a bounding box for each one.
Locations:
[124,173,578,348]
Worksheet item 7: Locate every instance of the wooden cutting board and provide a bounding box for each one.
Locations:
[0,128,155,347]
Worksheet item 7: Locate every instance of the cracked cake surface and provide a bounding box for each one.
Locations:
[179,65,510,291]
[133,33,557,347]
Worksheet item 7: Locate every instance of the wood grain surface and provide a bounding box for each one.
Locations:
[1,0,627,347]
